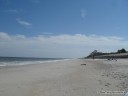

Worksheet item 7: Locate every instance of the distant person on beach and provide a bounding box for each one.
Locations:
[107,56,117,61]
[112,56,117,61]
[92,55,95,60]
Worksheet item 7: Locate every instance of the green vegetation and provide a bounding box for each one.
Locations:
[117,48,127,53]
[86,48,128,59]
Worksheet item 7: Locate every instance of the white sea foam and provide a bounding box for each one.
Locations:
[0,58,73,67]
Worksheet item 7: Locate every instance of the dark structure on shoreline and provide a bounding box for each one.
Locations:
[86,48,128,59]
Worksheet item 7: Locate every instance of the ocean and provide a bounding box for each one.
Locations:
[0,57,67,67]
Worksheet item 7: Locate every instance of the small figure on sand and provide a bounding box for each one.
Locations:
[107,56,117,61]
[92,55,95,60]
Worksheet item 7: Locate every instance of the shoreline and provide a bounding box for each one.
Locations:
[0,59,128,96]
[0,58,74,69]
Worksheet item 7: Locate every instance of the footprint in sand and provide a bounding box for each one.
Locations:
[80,64,86,66]
[105,83,111,87]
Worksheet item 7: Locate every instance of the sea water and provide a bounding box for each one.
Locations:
[0,57,66,67]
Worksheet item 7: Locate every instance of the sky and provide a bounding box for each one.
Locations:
[0,0,128,58]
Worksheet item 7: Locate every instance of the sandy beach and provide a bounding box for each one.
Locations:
[0,59,128,96]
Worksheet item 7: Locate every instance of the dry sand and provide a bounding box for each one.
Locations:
[0,59,128,96]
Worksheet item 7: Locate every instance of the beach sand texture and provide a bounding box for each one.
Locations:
[0,59,128,96]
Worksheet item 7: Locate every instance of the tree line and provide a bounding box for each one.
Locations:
[86,48,127,58]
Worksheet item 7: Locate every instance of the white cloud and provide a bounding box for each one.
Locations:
[0,32,128,58]
[16,18,32,28]
[41,32,53,35]
[81,9,87,19]
[0,32,26,42]
[0,32,11,41]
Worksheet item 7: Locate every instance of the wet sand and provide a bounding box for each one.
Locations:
[0,59,128,96]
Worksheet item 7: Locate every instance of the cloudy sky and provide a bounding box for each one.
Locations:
[0,0,128,58]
